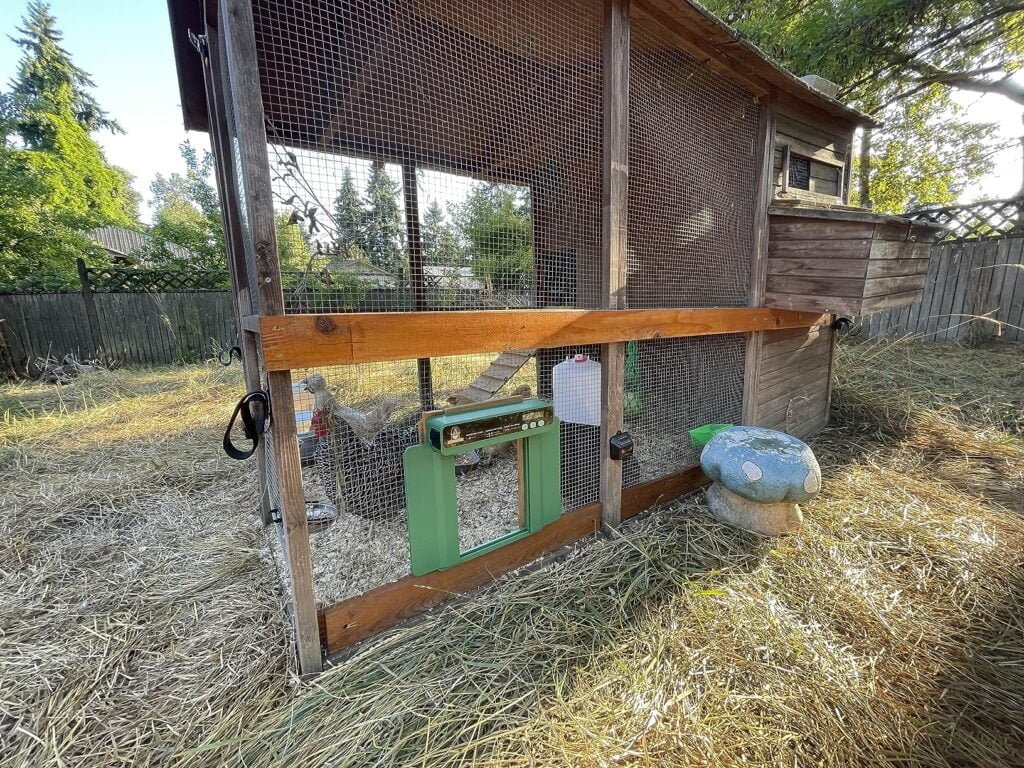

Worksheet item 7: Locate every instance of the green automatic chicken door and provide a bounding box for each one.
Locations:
[403,397,561,576]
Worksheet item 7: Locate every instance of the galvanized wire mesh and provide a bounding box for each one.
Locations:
[621,15,754,483]
[249,0,604,314]
[224,3,761,593]
[623,335,746,487]
[627,17,758,309]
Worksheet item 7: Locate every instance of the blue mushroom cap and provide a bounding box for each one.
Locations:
[700,426,821,503]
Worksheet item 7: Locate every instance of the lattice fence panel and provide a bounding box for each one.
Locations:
[908,196,1024,242]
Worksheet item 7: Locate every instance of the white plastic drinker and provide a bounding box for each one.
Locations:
[552,354,602,426]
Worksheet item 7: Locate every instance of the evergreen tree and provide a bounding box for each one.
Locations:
[0,3,135,282]
[332,167,366,260]
[422,199,462,267]
[454,183,532,292]
[4,1,121,147]
[363,165,405,273]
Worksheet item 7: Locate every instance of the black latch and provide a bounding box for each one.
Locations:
[609,430,634,461]
[223,390,272,460]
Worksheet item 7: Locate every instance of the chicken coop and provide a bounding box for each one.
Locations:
[168,0,940,674]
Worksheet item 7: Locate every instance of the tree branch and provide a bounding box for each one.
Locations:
[913,66,1024,105]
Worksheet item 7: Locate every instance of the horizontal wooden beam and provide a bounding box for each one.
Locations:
[319,464,710,654]
[261,308,828,370]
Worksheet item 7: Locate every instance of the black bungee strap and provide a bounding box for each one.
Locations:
[223,390,272,460]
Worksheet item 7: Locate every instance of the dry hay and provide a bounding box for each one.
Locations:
[1,339,1022,767]
[273,452,522,606]
[0,367,294,767]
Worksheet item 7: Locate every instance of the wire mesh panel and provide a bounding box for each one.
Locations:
[623,335,746,487]
[280,350,598,605]
[249,0,604,314]
[627,14,758,309]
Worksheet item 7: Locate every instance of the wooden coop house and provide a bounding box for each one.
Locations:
[168,0,941,674]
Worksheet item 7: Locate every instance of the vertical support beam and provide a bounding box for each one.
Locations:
[403,161,433,411]
[779,144,791,194]
[742,100,776,426]
[221,0,322,675]
[202,21,271,524]
[76,257,104,358]
[599,0,629,529]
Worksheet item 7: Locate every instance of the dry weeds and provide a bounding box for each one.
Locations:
[1,340,1022,767]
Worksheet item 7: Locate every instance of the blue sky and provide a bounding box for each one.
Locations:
[0,0,1020,221]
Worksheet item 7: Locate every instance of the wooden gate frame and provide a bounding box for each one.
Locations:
[206,0,828,674]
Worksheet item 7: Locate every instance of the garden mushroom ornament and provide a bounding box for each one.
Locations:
[699,426,821,536]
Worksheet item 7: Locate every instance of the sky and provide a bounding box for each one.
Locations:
[0,0,1020,224]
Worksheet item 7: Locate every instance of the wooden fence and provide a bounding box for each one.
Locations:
[858,235,1024,343]
[0,290,237,368]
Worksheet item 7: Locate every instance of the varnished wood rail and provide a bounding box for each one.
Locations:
[260,308,829,370]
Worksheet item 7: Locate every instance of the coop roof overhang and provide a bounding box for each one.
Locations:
[166,0,876,138]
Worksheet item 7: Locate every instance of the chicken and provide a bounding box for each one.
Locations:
[300,373,411,518]
[303,374,399,443]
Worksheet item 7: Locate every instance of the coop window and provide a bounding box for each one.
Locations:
[786,152,842,197]
[788,155,811,190]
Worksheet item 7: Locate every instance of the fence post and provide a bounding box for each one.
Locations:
[76,258,104,358]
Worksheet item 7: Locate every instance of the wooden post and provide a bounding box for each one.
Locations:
[403,161,433,411]
[76,257,104,359]
[858,128,872,209]
[202,22,272,524]
[742,101,776,426]
[221,0,322,675]
[599,0,629,529]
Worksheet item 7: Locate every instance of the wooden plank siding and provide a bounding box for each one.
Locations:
[764,212,939,316]
[771,110,850,204]
[0,291,237,368]
[754,325,833,439]
[859,237,1024,343]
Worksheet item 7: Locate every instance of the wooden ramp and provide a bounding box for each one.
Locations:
[461,349,535,402]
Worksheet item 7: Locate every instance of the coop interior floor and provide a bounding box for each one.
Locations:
[270,451,523,606]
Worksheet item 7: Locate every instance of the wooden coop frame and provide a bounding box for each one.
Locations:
[166,0,929,676]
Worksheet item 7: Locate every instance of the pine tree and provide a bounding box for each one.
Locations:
[332,167,366,261]
[421,200,462,267]
[454,183,532,292]
[4,1,121,148]
[363,165,405,273]
[0,2,136,283]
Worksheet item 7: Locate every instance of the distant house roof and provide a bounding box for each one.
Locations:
[89,226,200,266]
[335,259,398,288]
[423,265,483,291]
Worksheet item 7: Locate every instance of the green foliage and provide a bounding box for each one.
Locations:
[363,165,405,272]
[422,200,463,267]
[704,0,1019,210]
[868,87,997,211]
[275,213,314,272]
[3,1,120,147]
[454,183,532,292]
[145,142,224,270]
[0,2,136,283]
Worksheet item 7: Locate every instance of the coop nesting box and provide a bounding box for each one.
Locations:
[765,206,944,315]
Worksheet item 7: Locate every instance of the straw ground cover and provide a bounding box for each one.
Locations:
[1,339,1022,767]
